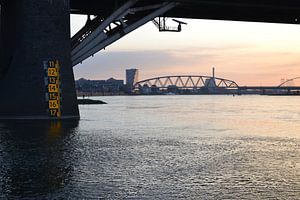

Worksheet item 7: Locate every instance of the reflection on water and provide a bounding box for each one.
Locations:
[0,120,79,199]
[0,96,299,199]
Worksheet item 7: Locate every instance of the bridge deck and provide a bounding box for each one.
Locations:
[70,0,300,24]
[239,86,300,90]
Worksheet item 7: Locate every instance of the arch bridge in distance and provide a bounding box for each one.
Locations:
[1,0,300,119]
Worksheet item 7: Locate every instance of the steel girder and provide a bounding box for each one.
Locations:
[70,0,300,67]
[134,75,239,89]
[278,77,300,87]
[71,0,177,66]
[70,0,300,24]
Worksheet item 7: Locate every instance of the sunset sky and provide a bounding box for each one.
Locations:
[71,15,300,86]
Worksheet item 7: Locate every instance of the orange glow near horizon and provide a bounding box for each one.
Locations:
[71,16,300,86]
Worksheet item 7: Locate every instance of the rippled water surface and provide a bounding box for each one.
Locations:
[0,96,299,199]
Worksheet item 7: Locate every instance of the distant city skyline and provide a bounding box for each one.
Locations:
[71,15,300,86]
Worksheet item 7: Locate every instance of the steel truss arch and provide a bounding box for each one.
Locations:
[134,75,239,89]
[278,77,300,87]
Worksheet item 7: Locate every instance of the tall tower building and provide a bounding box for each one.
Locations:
[126,68,139,91]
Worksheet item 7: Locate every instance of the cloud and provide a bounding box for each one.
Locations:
[71,15,300,85]
[73,49,216,79]
[73,44,250,78]
[74,46,300,86]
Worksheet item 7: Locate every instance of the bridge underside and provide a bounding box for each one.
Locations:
[70,0,300,67]
[0,0,300,119]
[70,0,300,24]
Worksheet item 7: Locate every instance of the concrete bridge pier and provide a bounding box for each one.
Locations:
[0,0,79,119]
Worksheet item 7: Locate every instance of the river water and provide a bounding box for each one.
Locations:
[0,95,299,199]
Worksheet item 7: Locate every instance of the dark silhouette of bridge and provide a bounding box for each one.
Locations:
[278,77,300,87]
[134,75,238,94]
[134,74,300,95]
[1,0,300,119]
[135,75,239,89]
[238,77,300,92]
